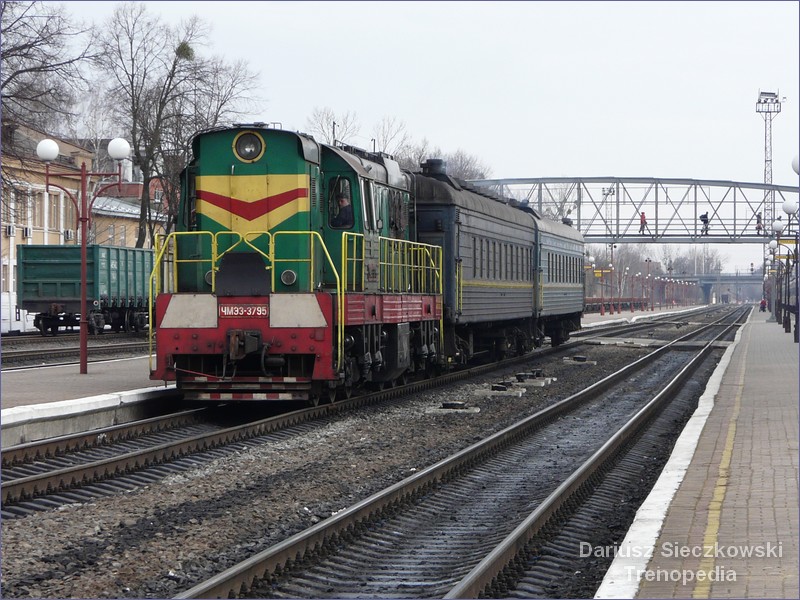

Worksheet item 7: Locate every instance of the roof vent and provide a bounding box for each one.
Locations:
[421,159,447,176]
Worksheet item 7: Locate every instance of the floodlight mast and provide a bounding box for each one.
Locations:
[756,90,782,228]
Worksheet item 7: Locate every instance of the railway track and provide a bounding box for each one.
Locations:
[0,307,747,598]
[0,306,731,516]
[1,341,149,366]
[175,307,747,599]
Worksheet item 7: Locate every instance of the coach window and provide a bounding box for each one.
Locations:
[473,237,477,277]
[479,239,484,278]
[527,248,532,281]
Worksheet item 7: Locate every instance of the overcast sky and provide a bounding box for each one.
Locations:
[62,0,799,270]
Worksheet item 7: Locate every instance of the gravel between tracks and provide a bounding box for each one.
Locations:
[1,344,654,598]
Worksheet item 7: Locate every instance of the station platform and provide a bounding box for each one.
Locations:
[1,356,163,411]
[596,308,800,598]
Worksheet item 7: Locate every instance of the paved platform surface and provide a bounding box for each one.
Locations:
[1,356,162,410]
[597,308,799,598]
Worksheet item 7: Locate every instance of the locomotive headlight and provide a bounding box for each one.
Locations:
[280,269,297,285]
[233,131,264,162]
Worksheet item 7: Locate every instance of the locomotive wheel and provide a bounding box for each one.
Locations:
[338,383,353,400]
[327,388,338,404]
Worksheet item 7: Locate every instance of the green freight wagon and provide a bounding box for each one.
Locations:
[17,244,154,335]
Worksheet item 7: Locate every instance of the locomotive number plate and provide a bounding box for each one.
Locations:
[218,304,269,318]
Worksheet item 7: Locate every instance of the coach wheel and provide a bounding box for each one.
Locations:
[397,372,408,386]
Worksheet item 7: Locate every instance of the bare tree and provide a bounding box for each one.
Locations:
[396,140,491,180]
[441,149,492,180]
[1,0,93,200]
[396,138,440,172]
[95,2,258,246]
[371,116,410,156]
[305,107,360,145]
[152,56,259,235]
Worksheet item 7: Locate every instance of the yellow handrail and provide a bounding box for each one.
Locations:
[272,231,344,370]
[148,231,214,369]
[149,229,445,374]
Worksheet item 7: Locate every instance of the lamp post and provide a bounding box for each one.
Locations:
[608,262,615,315]
[36,137,131,374]
[792,156,800,341]
[771,198,798,338]
[583,254,595,309]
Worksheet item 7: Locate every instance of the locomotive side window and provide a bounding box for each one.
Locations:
[361,179,376,231]
[328,177,353,229]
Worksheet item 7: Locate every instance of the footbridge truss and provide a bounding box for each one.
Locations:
[468,177,799,244]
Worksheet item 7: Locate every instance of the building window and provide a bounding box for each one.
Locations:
[33,192,44,227]
[48,192,59,230]
[18,191,30,224]
[64,199,76,230]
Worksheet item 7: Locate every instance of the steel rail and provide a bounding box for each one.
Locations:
[2,407,209,467]
[445,307,747,598]
[172,310,747,599]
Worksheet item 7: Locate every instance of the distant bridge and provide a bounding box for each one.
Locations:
[681,271,763,303]
[469,177,799,245]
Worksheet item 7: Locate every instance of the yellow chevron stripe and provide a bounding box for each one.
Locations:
[198,197,310,229]
[196,174,307,201]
